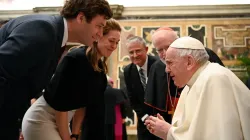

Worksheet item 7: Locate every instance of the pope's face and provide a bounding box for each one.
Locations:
[165,48,189,87]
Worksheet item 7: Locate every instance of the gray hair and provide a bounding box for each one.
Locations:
[175,48,209,65]
[126,36,147,48]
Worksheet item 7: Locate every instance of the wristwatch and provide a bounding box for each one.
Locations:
[70,134,79,139]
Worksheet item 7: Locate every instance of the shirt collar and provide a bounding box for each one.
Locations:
[136,56,148,71]
[61,18,68,47]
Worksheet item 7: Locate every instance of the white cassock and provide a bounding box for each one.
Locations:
[166,61,250,140]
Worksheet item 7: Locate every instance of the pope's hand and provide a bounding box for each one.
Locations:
[144,113,171,139]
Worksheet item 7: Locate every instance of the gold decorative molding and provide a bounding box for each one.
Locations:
[121,4,250,18]
[0,4,124,19]
[33,7,62,13]
[0,10,33,19]
[110,4,124,19]
[32,5,124,18]
[1,4,250,19]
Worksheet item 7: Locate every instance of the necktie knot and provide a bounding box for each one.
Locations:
[139,68,143,72]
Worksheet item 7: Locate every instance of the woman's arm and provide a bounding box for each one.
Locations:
[71,108,86,136]
[55,111,71,140]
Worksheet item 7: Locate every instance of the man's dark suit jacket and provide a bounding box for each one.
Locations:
[205,47,225,67]
[124,55,157,119]
[123,55,158,140]
[0,14,64,119]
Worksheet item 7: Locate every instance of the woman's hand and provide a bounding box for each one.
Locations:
[19,132,24,140]
[55,111,71,140]
[72,108,86,135]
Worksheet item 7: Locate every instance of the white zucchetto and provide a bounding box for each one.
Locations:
[170,36,205,50]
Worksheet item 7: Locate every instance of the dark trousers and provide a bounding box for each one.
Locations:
[0,91,29,140]
[0,107,20,140]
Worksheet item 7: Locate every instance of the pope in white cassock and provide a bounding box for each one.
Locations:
[144,36,250,140]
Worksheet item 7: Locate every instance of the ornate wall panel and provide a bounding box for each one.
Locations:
[142,26,181,56]
[187,25,207,46]
[119,26,137,62]
[212,25,250,60]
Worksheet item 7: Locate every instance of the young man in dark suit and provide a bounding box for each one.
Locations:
[123,36,158,140]
[0,0,113,139]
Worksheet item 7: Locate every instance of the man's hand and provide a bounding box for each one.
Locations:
[19,132,24,140]
[144,113,171,139]
[30,98,37,105]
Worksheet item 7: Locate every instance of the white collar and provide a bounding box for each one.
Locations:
[187,61,210,87]
[61,18,68,47]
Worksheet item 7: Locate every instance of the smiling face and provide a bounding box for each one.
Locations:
[127,41,148,67]
[61,0,113,47]
[75,14,107,46]
[97,30,121,57]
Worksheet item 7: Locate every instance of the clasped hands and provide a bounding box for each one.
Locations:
[144,113,172,140]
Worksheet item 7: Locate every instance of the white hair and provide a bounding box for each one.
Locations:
[152,30,179,45]
[175,48,209,65]
[126,36,147,48]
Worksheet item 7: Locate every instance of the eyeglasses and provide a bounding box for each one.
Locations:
[156,47,168,54]
[128,49,144,56]
[156,48,164,53]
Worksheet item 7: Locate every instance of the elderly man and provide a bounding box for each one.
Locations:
[145,27,182,124]
[145,27,224,124]
[123,36,158,140]
[145,36,250,140]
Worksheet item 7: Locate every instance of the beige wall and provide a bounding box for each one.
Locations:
[109,18,250,87]
[107,18,250,133]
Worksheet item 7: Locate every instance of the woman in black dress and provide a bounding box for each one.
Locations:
[22,19,121,140]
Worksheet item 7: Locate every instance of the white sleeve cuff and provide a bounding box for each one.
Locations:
[166,127,174,140]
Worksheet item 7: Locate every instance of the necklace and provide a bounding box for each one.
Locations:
[167,72,178,115]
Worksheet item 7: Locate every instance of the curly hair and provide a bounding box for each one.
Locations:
[60,0,113,23]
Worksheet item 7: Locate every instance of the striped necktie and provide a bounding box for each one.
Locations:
[139,68,146,91]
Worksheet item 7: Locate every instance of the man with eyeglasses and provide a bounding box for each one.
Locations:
[123,36,158,140]
[144,27,182,124]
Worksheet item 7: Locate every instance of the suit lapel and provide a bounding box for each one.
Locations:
[47,15,64,77]
[131,64,145,94]
[147,55,156,76]
[131,64,142,85]
[54,15,64,62]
